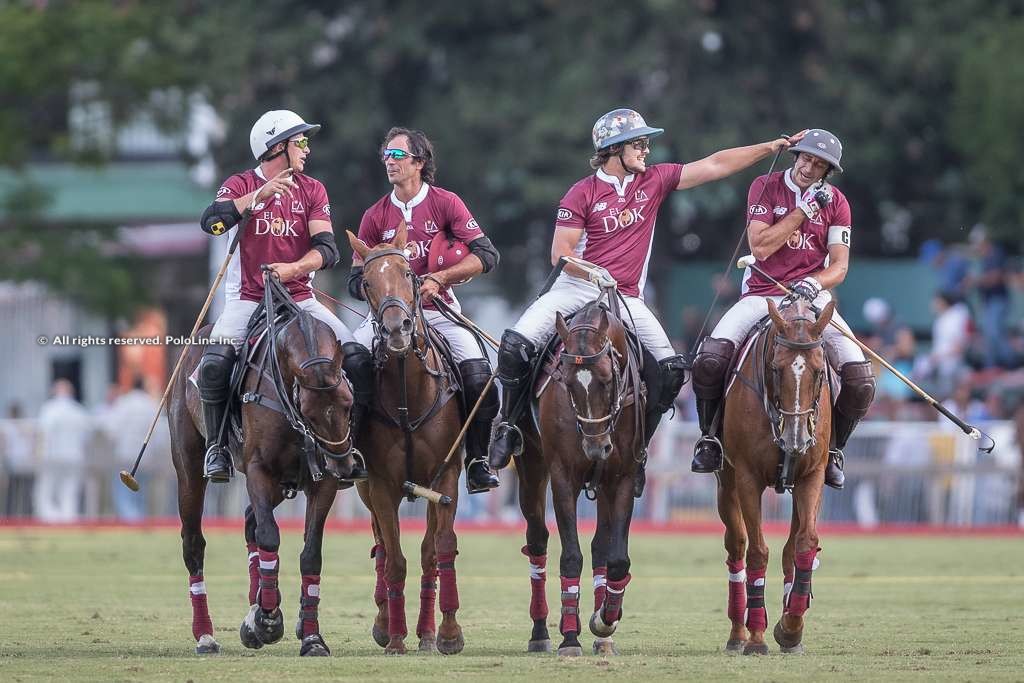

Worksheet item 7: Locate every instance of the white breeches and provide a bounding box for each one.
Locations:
[511,273,676,361]
[710,291,865,368]
[210,297,355,351]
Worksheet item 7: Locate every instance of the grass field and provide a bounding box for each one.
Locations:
[1,526,1022,681]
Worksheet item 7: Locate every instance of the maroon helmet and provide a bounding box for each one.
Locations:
[427,233,470,274]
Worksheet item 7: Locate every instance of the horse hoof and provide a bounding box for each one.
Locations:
[240,605,265,650]
[437,633,465,655]
[724,638,746,654]
[527,638,552,653]
[558,645,584,657]
[588,610,618,638]
[255,607,284,645]
[773,620,804,651]
[384,637,407,655]
[743,642,770,656]
[299,633,331,657]
[593,637,619,656]
[372,623,389,648]
[195,634,220,655]
[418,636,437,653]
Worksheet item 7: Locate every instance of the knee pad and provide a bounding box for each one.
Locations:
[198,345,236,402]
[341,342,374,405]
[836,361,875,420]
[496,329,537,385]
[692,338,735,398]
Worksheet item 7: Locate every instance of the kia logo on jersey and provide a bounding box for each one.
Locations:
[749,204,768,216]
[557,208,573,221]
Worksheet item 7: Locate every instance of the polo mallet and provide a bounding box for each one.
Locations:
[735,254,995,451]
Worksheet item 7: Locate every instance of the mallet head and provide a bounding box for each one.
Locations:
[737,255,757,270]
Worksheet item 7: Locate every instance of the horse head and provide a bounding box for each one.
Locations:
[555,303,624,462]
[276,310,354,467]
[348,222,418,355]
[766,298,834,455]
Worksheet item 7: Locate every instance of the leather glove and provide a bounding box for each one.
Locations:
[588,266,617,289]
[789,276,822,302]
[797,184,832,220]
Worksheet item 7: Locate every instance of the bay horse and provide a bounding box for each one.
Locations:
[169,275,357,657]
[347,226,467,655]
[716,297,834,655]
[514,298,645,657]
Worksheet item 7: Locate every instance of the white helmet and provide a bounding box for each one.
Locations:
[249,110,321,161]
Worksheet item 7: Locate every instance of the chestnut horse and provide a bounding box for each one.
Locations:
[347,226,467,655]
[515,299,645,657]
[169,281,357,657]
[717,297,834,655]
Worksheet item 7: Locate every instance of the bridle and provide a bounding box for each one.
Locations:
[765,309,826,449]
[360,248,422,355]
[560,325,625,438]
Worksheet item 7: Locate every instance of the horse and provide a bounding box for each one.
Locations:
[716,297,835,655]
[513,298,646,657]
[347,225,467,655]
[168,278,358,657]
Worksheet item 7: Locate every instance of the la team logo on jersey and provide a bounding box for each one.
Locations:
[635,189,649,201]
[291,200,305,213]
[423,219,440,234]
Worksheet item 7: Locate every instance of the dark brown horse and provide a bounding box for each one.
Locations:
[347,225,467,655]
[514,300,645,657]
[717,297,834,655]
[169,293,356,656]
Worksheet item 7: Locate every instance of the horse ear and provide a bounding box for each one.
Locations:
[812,300,836,337]
[767,298,787,332]
[394,219,409,250]
[555,311,570,344]
[347,230,369,260]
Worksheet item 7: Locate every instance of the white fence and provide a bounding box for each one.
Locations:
[1,418,1020,527]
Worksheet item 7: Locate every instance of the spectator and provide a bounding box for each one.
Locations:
[919,238,969,298]
[33,379,93,523]
[914,291,971,398]
[1,403,37,517]
[103,377,163,521]
[967,225,1014,369]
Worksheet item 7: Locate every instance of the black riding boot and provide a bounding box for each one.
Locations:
[488,330,537,470]
[341,341,374,482]
[459,359,500,494]
[690,338,735,474]
[827,360,876,490]
[636,354,690,497]
[198,344,236,483]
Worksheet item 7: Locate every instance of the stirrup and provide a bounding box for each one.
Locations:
[691,435,724,474]
[339,448,368,483]
[203,445,232,482]
[466,456,500,494]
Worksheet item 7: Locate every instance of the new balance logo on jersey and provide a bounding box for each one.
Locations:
[601,206,646,232]
[786,231,816,250]
[595,202,607,211]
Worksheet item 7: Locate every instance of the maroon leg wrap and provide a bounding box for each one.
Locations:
[559,575,581,635]
[745,566,767,632]
[521,546,548,621]
[416,571,437,637]
[437,551,459,613]
[257,548,280,612]
[299,574,321,637]
[387,579,408,638]
[726,559,746,624]
[592,566,607,613]
[785,548,818,617]
[371,544,387,607]
[246,542,259,606]
[602,574,631,623]
[188,575,214,640]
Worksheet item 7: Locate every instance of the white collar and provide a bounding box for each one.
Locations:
[390,182,430,222]
[596,168,635,197]
[254,166,266,180]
